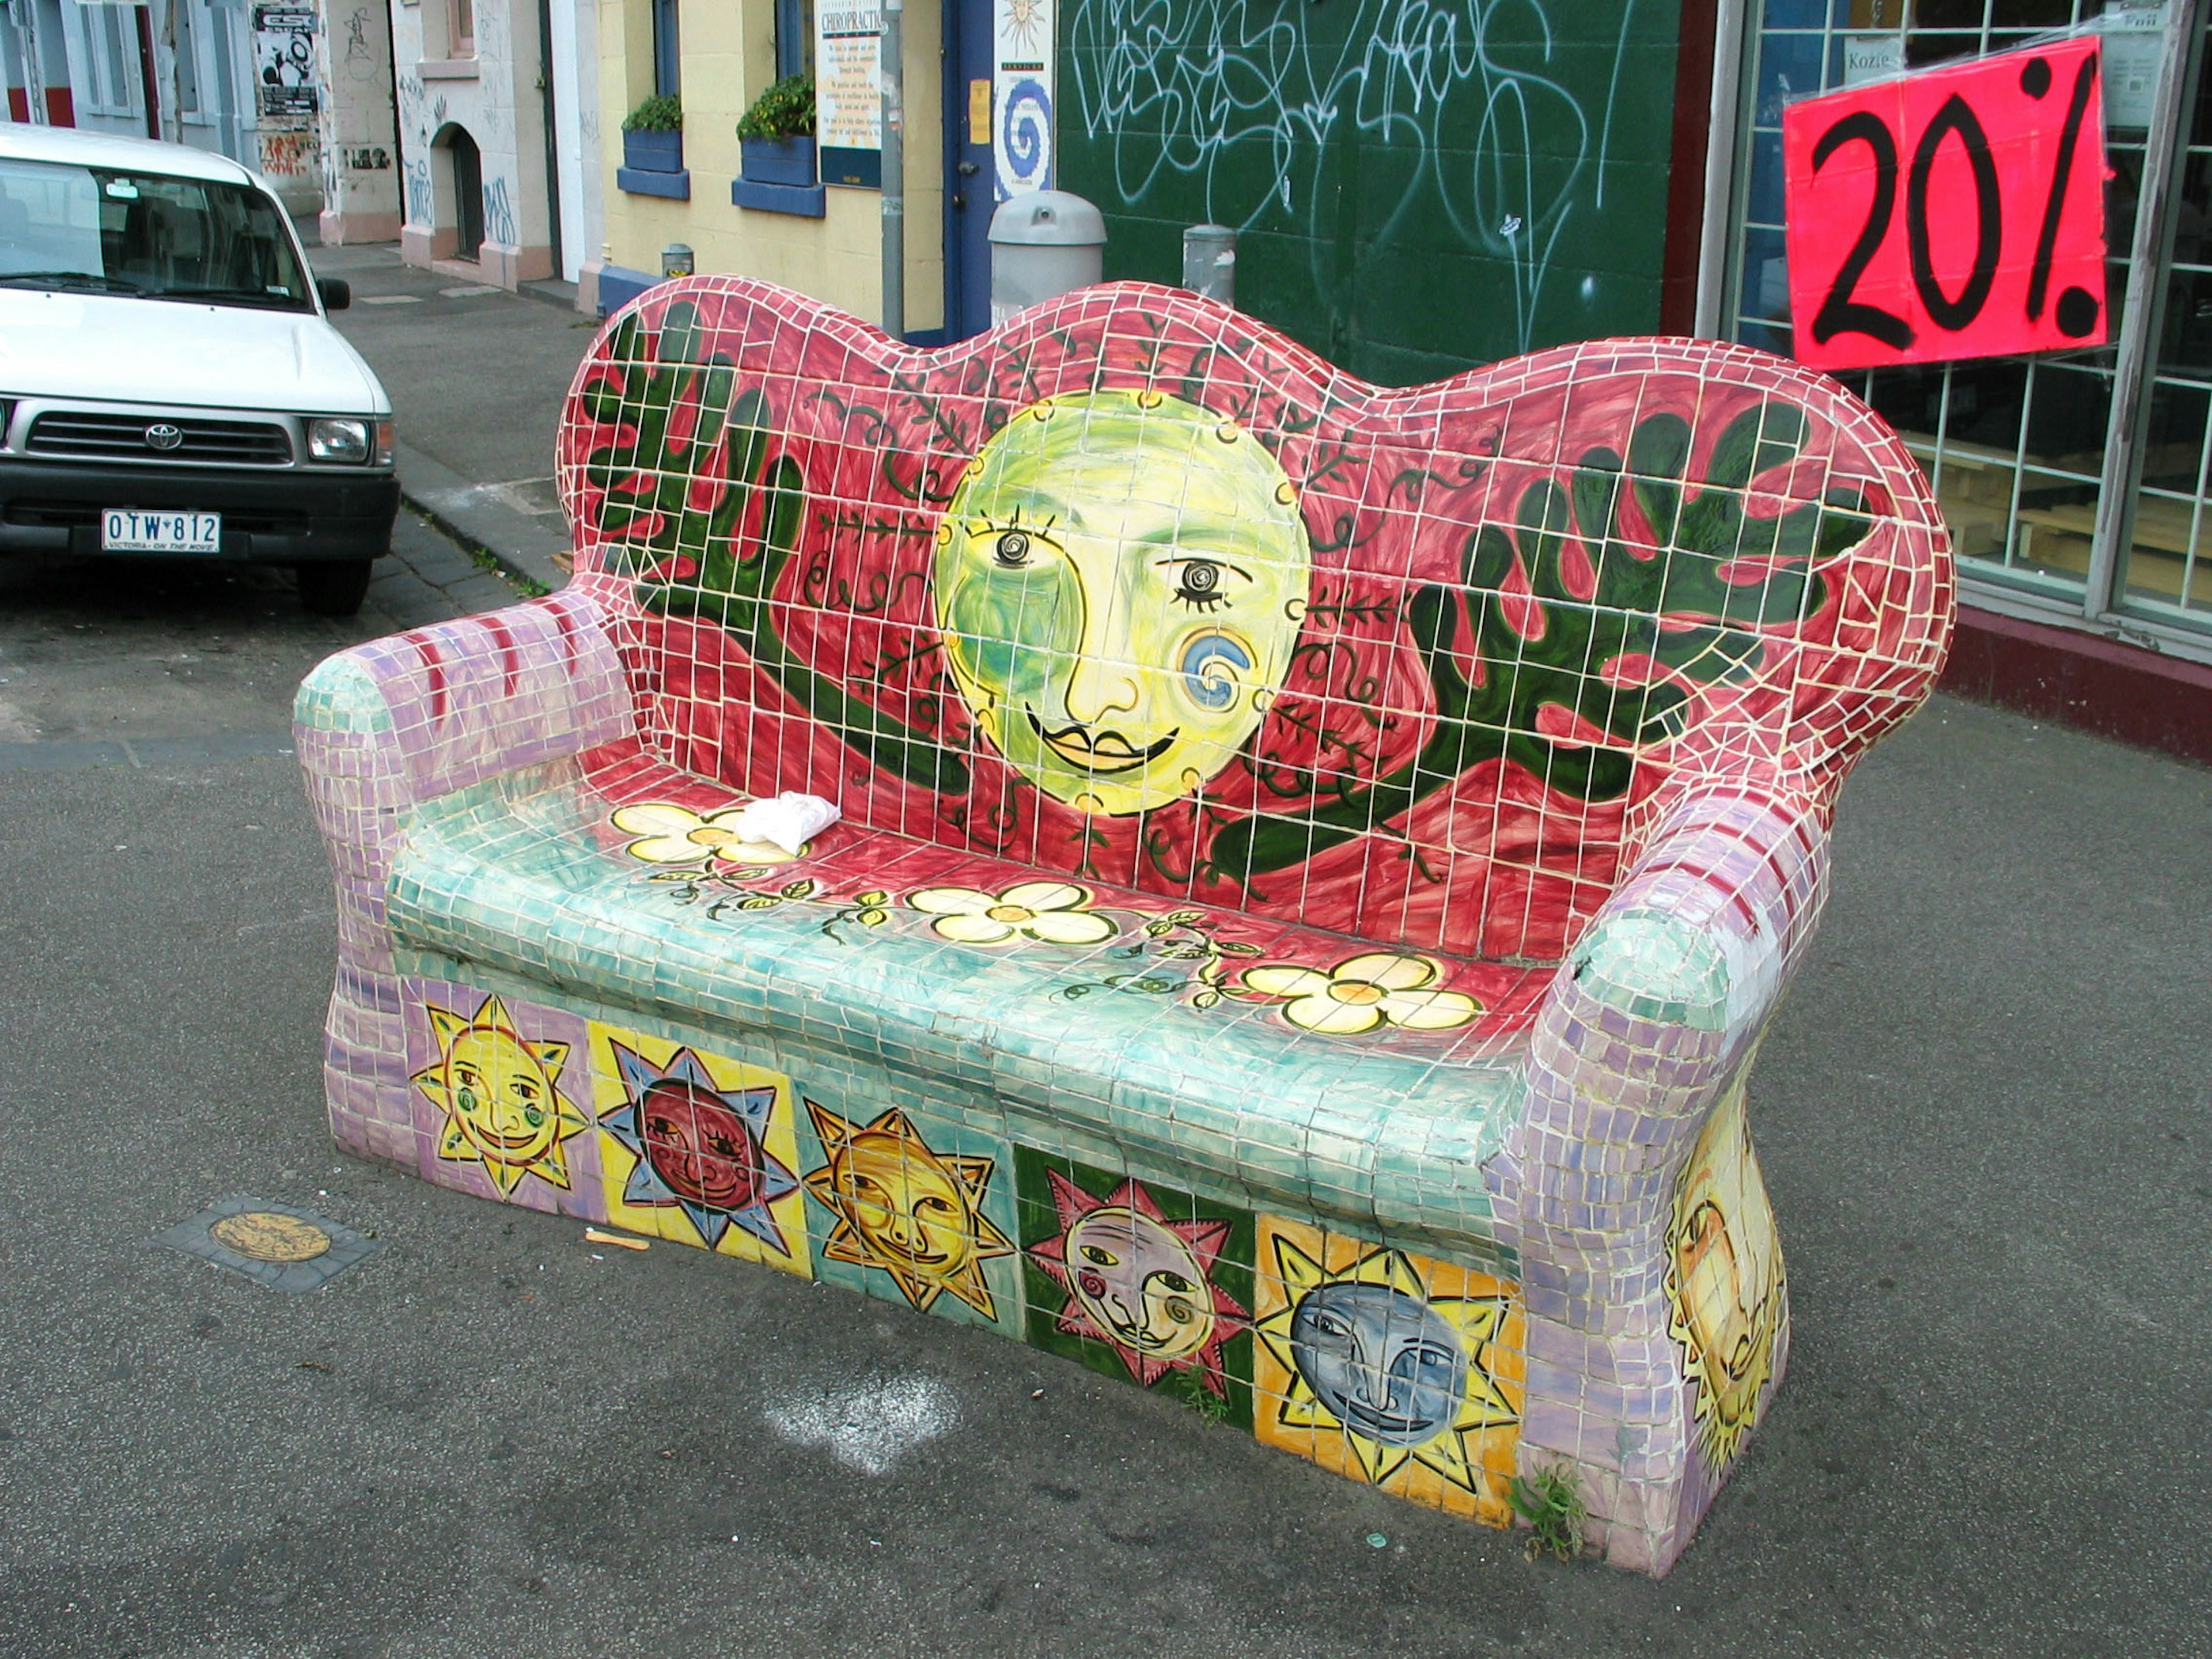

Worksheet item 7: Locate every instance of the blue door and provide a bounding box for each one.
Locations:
[942,0,994,340]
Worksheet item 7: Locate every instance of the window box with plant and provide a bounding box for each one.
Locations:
[618,96,689,199]
[732,76,824,218]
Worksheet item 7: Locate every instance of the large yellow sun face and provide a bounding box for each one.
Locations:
[932,390,1312,816]
[412,995,584,1195]
[802,1101,1014,1319]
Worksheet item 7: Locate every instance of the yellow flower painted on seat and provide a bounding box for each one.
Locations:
[908,880,1117,946]
[1239,952,1481,1036]
[611,802,802,866]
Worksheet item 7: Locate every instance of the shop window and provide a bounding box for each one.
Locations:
[1725,0,2212,641]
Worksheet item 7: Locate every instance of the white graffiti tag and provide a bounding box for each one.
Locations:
[1066,0,1638,352]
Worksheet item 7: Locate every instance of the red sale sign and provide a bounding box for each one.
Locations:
[1784,38,2109,371]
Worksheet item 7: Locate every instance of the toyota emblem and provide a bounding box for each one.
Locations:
[143,422,184,452]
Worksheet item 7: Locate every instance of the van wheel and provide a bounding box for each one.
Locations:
[297,559,373,617]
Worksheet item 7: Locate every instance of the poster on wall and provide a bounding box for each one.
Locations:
[1782,36,2109,373]
[992,0,1052,201]
[2101,0,2169,128]
[251,4,319,118]
[815,0,882,190]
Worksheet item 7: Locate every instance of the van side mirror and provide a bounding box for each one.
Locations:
[316,276,352,312]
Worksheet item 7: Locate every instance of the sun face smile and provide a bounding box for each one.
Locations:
[804,1101,1015,1320]
[600,1039,804,1260]
[1027,707,1180,773]
[1028,1171,1247,1395]
[1255,1227,1524,1509]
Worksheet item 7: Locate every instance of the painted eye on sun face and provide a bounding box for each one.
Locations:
[1169,558,1229,611]
[1079,1244,1120,1267]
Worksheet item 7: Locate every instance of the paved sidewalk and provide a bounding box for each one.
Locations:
[306,242,603,596]
[0,687,2205,1656]
[6,241,2199,1657]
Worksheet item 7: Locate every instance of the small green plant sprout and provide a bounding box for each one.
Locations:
[1157,1366,1230,1423]
[737,75,816,140]
[623,94,683,133]
[1508,1461,1589,1563]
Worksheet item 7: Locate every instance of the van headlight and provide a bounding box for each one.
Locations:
[308,417,372,464]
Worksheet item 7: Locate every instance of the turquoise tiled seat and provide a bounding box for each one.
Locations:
[386,756,1540,1253]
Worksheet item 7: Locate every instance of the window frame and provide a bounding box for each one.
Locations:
[1717,0,2212,661]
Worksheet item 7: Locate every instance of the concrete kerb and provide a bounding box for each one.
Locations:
[393,441,573,597]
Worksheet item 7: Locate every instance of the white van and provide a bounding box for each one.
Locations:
[0,126,397,615]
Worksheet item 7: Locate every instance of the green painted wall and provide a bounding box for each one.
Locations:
[1055,0,1684,385]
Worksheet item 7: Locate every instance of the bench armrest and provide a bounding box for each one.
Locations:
[293,590,635,883]
[1504,780,1829,1558]
[1546,781,1829,1089]
[1513,780,1828,1226]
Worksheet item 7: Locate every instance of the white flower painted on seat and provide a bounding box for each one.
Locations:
[908,881,1117,946]
[611,802,801,866]
[1238,952,1481,1036]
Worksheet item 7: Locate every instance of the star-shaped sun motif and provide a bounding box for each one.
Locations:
[1256,1236,1519,1494]
[411,994,586,1197]
[804,1102,1014,1319]
[1028,1172,1247,1396]
[1001,0,1046,55]
[599,1043,800,1255]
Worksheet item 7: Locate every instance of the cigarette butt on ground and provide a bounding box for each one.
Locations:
[584,1228,650,1251]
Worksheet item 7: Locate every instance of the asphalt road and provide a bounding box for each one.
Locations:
[0,536,2205,1656]
[310,244,599,517]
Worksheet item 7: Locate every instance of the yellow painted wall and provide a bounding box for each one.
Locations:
[601,0,945,333]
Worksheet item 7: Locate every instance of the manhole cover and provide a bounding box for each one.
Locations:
[209,1211,331,1263]
[150,1196,378,1293]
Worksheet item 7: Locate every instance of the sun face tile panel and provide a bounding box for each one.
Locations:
[295,278,1953,1575]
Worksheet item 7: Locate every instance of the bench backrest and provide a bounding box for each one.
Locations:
[556,279,1952,964]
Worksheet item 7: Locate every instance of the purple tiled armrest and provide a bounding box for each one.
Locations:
[1506,782,1827,1571]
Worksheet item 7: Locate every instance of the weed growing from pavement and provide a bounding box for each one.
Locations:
[1509,1462,1588,1562]
[470,544,549,597]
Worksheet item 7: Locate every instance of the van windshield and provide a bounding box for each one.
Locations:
[0,157,313,311]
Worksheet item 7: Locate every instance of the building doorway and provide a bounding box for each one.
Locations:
[444,126,484,263]
[941,0,993,340]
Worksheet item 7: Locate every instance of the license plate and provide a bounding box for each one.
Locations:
[100,509,222,554]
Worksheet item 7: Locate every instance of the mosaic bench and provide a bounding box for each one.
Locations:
[294,278,1952,1574]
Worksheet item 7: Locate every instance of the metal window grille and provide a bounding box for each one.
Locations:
[1722,0,2212,658]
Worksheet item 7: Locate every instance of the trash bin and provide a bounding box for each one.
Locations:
[1182,224,1236,305]
[990,191,1107,326]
